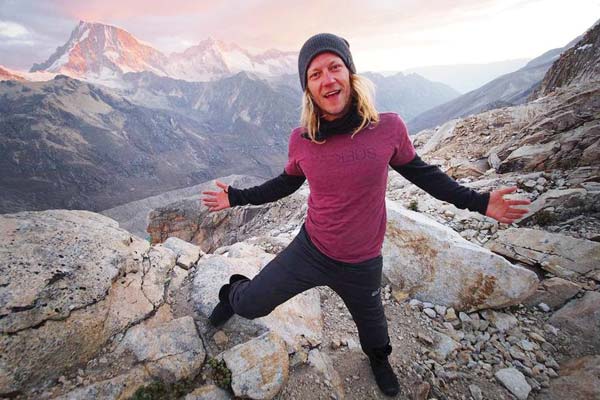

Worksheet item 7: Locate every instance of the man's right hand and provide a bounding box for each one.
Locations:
[201,180,231,212]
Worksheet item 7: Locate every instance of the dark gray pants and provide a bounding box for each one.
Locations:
[228,224,389,350]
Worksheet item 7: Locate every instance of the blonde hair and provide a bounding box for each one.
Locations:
[300,74,380,143]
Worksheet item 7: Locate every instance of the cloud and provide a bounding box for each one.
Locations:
[0,21,29,38]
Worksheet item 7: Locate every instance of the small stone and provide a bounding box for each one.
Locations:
[392,289,409,303]
[414,381,431,400]
[423,308,437,319]
[469,384,483,400]
[509,348,528,362]
[528,332,546,343]
[213,330,229,347]
[434,305,447,316]
[495,368,532,400]
[445,308,457,321]
[546,367,558,378]
[538,303,551,312]
[422,302,434,309]
[409,299,423,309]
[518,340,536,352]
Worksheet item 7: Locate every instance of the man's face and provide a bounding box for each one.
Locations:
[306,52,352,121]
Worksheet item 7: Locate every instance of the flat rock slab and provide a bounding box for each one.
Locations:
[487,227,600,276]
[222,331,289,400]
[523,277,581,309]
[495,367,531,400]
[383,201,538,311]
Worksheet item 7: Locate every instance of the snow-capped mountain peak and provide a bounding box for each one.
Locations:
[30,21,168,79]
[30,21,298,83]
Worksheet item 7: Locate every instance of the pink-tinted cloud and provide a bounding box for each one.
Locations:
[53,0,217,20]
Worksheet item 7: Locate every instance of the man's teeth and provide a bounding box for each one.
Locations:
[324,90,340,98]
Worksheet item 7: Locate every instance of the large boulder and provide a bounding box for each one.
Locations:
[548,291,600,354]
[0,210,176,397]
[539,356,600,400]
[382,201,538,311]
[192,242,322,351]
[487,228,600,277]
[221,331,289,400]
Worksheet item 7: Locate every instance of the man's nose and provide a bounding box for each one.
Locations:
[323,71,336,84]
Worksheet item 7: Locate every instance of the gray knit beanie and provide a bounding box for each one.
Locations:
[298,33,356,91]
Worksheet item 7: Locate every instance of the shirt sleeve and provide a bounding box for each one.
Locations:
[227,171,306,206]
[389,115,416,167]
[391,154,490,215]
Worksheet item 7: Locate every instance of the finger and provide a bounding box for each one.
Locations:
[505,213,525,219]
[497,187,517,195]
[203,200,219,206]
[506,199,531,206]
[202,191,219,196]
[506,207,529,214]
[215,181,229,190]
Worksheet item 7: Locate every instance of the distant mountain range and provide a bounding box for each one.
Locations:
[29,21,297,84]
[403,59,530,93]
[406,34,585,134]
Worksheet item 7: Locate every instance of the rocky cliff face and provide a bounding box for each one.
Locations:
[534,20,600,98]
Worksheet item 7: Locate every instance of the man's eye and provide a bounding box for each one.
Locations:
[309,72,319,79]
[331,64,341,71]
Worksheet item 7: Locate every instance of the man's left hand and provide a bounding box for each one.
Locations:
[485,186,531,224]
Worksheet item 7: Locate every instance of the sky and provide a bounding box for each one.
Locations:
[1,0,599,72]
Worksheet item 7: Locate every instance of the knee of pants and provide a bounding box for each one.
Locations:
[232,301,273,320]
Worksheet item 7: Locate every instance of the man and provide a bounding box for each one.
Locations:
[201,33,530,397]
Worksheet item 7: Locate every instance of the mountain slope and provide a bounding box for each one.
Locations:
[406,26,590,134]
[0,73,298,213]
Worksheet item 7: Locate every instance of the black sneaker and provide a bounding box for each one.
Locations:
[208,283,234,327]
[208,274,249,327]
[366,344,400,397]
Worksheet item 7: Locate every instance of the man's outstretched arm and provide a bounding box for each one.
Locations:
[201,171,306,212]
[391,154,529,223]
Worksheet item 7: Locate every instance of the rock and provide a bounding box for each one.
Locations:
[495,367,532,400]
[423,308,437,319]
[213,331,229,347]
[420,119,458,155]
[55,367,150,400]
[192,249,322,351]
[392,289,410,302]
[498,141,559,173]
[409,299,423,308]
[222,331,289,400]
[162,237,203,269]
[434,305,447,316]
[184,384,231,400]
[308,349,345,400]
[538,303,551,312]
[549,291,600,352]
[515,188,592,224]
[539,356,600,400]
[383,202,538,311]
[480,310,518,332]
[487,228,600,276]
[413,381,431,400]
[432,331,461,360]
[116,316,205,382]
[0,210,173,396]
[445,308,458,321]
[469,384,483,400]
[524,277,581,309]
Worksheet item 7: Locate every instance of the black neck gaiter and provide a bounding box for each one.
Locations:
[315,101,363,141]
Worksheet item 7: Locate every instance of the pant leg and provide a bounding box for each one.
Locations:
[328,256,390,351]
[229,226,328,319]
